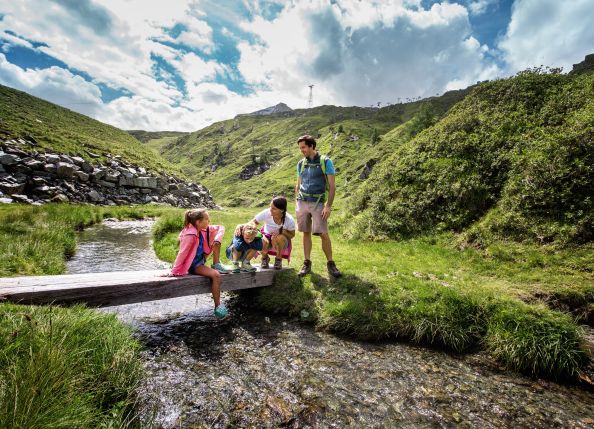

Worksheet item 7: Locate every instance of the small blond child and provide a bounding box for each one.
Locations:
[226,221,263,273]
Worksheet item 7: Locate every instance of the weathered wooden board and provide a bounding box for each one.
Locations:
[0,268,288,307]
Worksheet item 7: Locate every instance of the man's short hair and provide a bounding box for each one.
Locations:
[297,134,316,149]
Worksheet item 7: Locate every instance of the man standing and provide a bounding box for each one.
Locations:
[295,135,342,278]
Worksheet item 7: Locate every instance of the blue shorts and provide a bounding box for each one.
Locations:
[226,236,263,261]
[189,255,205,274]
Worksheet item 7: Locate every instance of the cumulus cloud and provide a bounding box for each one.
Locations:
[467,0,497,16]
[0,54,105,118]
[498,0,594,72]
[238,1,499,106]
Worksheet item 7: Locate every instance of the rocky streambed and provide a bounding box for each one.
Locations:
[77,220,594,428]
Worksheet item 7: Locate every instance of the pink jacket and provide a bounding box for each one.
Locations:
[170,224,225,276]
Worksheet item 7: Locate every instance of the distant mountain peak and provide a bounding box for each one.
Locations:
[246,103,293,116]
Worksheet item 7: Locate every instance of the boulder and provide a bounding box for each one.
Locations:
[74,171,90,182]
[24,159,44,170]
[51,194,70,203]
[0,152,20,165]
[105,170,120,182]
[0,182,26,195]
[87,189,103,202]
[45,154,61,164]
[44,163,58,174]
[56,162,75,178]
[11,194,33,204]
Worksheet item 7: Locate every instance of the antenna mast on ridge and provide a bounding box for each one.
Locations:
[307,84,314,109]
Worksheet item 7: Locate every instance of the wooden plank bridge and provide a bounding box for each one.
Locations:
[0,268,287,307]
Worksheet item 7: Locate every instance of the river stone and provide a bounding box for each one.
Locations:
[56,162,75,178]
[0,164,4,173]
[0,197,12,204]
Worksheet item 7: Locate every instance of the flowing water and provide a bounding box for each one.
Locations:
[73,221,594,428]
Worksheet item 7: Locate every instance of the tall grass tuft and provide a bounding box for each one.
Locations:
[484,302,588,379]
[0,304,143,428]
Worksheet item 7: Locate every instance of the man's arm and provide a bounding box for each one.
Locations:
[322,175,335,220]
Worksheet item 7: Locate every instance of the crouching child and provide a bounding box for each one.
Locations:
[226,221,263,273]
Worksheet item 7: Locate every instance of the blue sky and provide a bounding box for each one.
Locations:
[0,0,592,131]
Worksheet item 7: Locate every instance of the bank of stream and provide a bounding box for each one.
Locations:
[76,220,594,428]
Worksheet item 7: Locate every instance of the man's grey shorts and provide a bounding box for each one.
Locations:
[296,200,328,235]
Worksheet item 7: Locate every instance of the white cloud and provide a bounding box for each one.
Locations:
[237,1,499,106]
[467,0,496,16]
[498,0,594,72]
[0,54,105,118]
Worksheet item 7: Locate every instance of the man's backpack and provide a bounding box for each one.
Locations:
[297,155,329,204]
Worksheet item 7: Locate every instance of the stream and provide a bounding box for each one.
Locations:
[70,220,594,428]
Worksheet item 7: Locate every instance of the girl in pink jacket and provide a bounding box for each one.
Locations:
[170,209,229,319]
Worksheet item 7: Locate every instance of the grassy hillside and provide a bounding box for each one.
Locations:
[127,130,188,154]
[348,68,594,245]
[154,90,469,206]
[0,84,184,176]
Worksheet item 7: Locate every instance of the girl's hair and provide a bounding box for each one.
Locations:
[272,196,287,233]
[242,221,259,238]
[184,209,208,227]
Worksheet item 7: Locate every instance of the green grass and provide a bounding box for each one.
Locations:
[151,206,592,379]
[0,304,143,428]
[0,84,184,177]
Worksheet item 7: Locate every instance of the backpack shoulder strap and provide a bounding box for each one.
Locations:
[298,158,306,175]
[320,155,328,175]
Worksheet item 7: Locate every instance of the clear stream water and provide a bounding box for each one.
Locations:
[69,220,594,428]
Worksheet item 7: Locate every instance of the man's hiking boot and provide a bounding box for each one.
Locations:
[327,260,342,278]
[298,259,312,277]
[241,260,257,272]
[260,254,270,269]
[273,257,283,270]
[211,262,230,274]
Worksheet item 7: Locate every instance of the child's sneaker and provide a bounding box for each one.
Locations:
[214,304,229,319]
[211,262,230,274]
[260,254,270,269]
[231,261,241,273]
[241,260,257,272]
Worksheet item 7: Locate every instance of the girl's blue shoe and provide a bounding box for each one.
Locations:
[214,304,229,320]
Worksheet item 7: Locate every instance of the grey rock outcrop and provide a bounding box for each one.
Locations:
[0,138,216,208]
